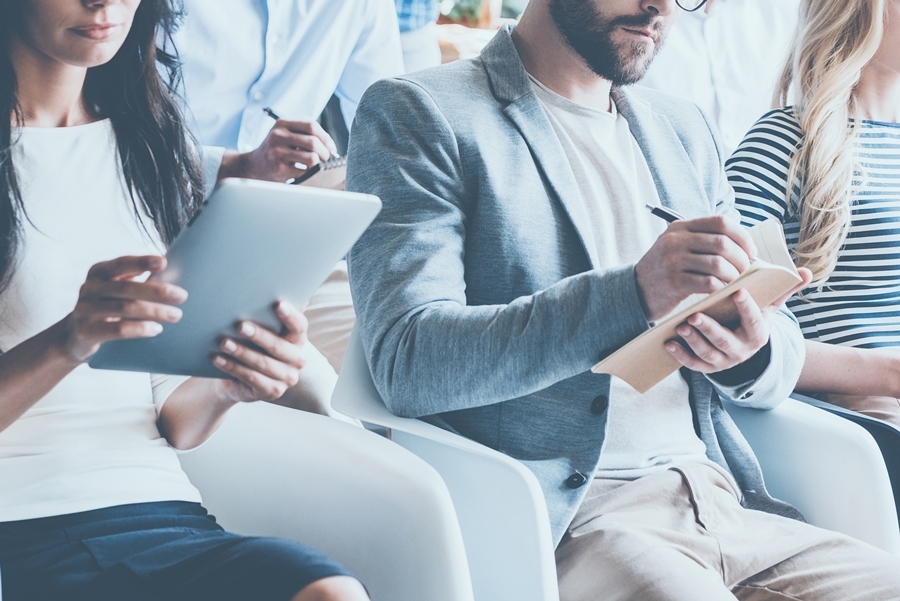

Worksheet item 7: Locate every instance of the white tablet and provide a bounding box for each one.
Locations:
[89,178,381,378]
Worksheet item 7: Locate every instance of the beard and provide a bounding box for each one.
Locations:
[548,0,665,86]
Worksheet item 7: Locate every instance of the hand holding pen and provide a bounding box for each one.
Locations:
[225,106,338,184]
[635,206,758,322]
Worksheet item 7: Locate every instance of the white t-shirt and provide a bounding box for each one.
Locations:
[529,77,721,481]
[0,120,200,522]
[640,0,800,155]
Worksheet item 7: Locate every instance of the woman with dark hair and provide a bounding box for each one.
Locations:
[0,1,368,600]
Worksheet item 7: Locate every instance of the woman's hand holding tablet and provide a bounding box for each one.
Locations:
[55,255,187,363]
[57,254,309,404]
[212,300,308,403]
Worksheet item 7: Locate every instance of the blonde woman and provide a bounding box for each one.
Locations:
[728,0,900,425]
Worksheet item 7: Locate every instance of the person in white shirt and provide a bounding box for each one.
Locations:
[172,0,404,182]
[640,0,800,155]
[0,1,367,600]
[168,1,404,415]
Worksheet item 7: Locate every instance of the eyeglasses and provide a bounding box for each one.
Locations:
[676,0,709,11]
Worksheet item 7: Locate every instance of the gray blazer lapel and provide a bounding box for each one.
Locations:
[481,26,600,268]
[612,87,711,219]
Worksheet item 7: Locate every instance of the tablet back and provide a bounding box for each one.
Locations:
[89,178,381,378]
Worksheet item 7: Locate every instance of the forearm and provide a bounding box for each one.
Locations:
[356,266,650,418]
[157,378,237,450]
[797,340,900,397]
[0,320,81,433]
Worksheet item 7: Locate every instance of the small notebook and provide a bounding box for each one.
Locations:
[592,219,801,393]
[292,155,347,190]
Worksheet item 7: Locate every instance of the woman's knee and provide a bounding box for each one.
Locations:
[292,576,369,601]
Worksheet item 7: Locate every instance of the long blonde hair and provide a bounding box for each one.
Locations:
[775,0,885,284]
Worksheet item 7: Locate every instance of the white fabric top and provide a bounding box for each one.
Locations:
[529,77,716,481]
[640,0,800,155]
[172,0,404,154]
[0,120,200,522]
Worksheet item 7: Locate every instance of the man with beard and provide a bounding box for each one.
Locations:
[345,0,900,599]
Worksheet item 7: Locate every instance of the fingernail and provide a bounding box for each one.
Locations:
[214,356,226,367]
[239,322,255,337]
[166,307,183,321]
[666,344,679,353]
[168,287,188,302]
[690,315,702,326]
[276,301,290,317]
[148,323,163,335]
[678,327,692,337]
[223,339,237,352]
[148,256,164,269]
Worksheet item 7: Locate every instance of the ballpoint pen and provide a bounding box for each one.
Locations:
[263,106,341,159]
[645,204,685,223]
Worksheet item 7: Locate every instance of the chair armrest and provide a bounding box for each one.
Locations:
[333,330,559,601]
[178,402,473,601]
[726,397,900,554]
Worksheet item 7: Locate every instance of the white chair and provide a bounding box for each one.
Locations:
[727,397,900,554]
[177,401,474,601]
[332,331,558,601]
[333,330,900,601]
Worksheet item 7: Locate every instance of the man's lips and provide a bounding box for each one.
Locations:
[620,27,659,43]
[70,23,120,41]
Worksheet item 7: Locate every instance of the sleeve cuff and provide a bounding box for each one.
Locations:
[201,145,226,198]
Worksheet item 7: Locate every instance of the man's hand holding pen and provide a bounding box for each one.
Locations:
[217,106,338,183]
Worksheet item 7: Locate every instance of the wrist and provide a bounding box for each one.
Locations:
[45,318,90,369]
[217,150,252,181]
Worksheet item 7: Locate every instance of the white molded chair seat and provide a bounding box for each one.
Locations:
[178,401,474,601]
[334,329,900,601]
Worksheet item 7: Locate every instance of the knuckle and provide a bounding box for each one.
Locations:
[702,277,719,293]
[700,349,718,363]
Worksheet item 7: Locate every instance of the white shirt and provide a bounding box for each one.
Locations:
[529,77,717,481]
[172,0,404,154]
[641,0,800,155]
[0,121,200,521]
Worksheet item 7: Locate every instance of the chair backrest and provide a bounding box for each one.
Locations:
[178,401,473,601]
[727,396,900,554]
[332,330,560,601]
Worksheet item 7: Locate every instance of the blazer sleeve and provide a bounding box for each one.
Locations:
[346,78,651,418]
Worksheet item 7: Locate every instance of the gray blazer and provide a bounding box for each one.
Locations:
[347,25,805,546]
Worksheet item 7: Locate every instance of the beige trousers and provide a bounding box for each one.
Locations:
[825,393,900,429]
[305,260,355,373]
[556,463,900,601]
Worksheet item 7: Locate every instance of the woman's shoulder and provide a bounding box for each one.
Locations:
[727,107,802,224]
[734,107,804,159]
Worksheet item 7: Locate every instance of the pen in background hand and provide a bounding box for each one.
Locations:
[645,204,684,223]
[263,106,341,160]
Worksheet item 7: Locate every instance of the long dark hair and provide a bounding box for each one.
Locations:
[0,0,205,289]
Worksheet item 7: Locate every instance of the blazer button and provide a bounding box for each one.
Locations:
[565,472,587,489]
[590,395,608,415]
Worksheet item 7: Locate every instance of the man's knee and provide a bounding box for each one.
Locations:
[292,576,369,601]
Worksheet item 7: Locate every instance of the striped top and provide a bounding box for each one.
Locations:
[727,107,900,348]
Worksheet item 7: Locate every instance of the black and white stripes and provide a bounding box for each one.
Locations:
[727,107,900,348]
